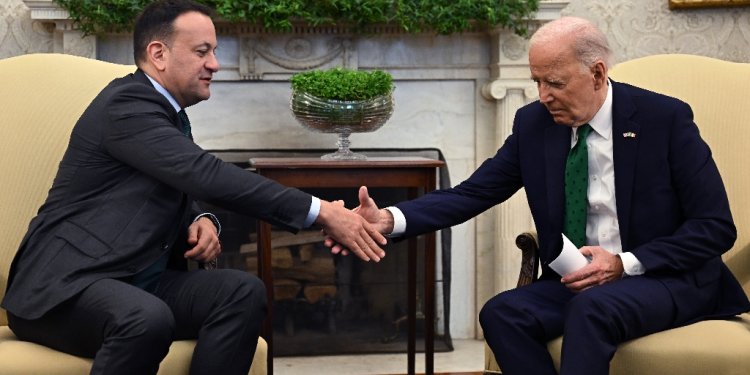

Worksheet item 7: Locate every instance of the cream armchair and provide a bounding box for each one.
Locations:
[484,54,750,374]
[0,53,267,375]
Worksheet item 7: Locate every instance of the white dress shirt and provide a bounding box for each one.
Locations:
[387,80,645,276]
[579,81,644,276]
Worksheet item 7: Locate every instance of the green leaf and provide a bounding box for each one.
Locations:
[54,0,539,37]
[290,67,394,101]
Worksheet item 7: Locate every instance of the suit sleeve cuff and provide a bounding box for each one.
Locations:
[384,206,406,237]
[304,196,321,228]
[193,213,221,235]
[618,252,645,276]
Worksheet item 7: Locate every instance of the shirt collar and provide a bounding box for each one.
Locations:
[144,73,182,113]
[585,79,613,140]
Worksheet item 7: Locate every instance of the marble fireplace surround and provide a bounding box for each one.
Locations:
[24,0,568,339]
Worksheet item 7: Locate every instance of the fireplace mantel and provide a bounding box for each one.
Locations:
[24,0,568,339]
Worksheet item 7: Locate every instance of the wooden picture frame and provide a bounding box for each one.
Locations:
[669,0,750,9]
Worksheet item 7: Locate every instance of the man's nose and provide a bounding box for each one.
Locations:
[538,84,552,103]
[206,52,220,72]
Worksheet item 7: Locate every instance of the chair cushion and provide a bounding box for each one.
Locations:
[545,313,750,375]
[0,326,267,375]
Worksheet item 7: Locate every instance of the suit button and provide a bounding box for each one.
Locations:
[161,243,169,250]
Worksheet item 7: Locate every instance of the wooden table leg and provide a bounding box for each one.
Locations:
[258,220,275,375]
[425,232,436,375]
[408,237,417,375]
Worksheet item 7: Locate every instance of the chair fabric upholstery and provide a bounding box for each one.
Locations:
[484,54,750,374]
[0,53,267,375]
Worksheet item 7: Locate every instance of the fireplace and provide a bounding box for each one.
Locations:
[24,0,567,341]
[202,149,453,356]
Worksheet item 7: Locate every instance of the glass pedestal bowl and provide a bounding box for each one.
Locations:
[290,90,394,160]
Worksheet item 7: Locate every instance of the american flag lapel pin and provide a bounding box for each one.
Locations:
[623,132,636,138]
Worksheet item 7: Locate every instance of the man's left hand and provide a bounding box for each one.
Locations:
[560,246,624,292]
[184,216,221,263]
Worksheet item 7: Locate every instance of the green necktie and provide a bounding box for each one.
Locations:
[177,109,193,140]
[563,124,592,248]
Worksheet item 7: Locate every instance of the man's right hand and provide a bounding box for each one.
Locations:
[352,186,394,234]
[324,186,395,256]
[315,198,387,262]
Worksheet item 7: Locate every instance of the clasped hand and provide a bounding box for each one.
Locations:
[560,246,625,292]
[184,216,221,263]
[323,186,393,261]
[316,192,387,262]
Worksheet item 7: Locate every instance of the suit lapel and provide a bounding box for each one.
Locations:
[544,122,571,237]
[611,81,640,251]
[133,69,183,132]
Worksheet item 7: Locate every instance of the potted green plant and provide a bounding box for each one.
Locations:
[290,67,394,160]
[55,0,539,37]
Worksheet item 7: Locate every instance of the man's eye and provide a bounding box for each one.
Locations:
[197,50,208,56]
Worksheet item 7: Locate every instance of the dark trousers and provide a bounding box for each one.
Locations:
[8,268,267,375]
[479,276,677,375]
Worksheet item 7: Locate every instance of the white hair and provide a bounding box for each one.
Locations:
[530,16,613,69]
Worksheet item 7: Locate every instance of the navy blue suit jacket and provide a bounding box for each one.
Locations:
[396,81,749,324]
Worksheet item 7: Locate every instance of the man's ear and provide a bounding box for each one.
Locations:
[146,41,168,71]
[591,60,608,90]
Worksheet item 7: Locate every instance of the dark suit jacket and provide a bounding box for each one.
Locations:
[3,70,312,320]
[395,80,750,324]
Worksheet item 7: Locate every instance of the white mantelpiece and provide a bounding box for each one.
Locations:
[23,0,95,57]
[24,0,567,339]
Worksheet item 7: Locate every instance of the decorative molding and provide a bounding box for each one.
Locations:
[23,0,69,20]
[481,79,538,101]
[1,0,53,58]
[536,0,573,20]
[21,0,95,57]
[241,36,353,79]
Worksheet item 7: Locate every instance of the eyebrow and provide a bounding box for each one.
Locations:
[195,42,216,50]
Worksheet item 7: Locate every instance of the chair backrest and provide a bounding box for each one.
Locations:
[0,53,134,325]
[609,54,750,296]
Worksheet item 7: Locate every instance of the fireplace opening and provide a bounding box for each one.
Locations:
[203,149,453,356]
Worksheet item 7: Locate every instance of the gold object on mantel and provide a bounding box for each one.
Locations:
[669,0,750,9]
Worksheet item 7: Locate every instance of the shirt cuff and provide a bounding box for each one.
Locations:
[618,252,645,276]
[193,213,221,235]
[384,206,406,237]
[304,196,321,228]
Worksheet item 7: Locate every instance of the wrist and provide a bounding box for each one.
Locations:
[381,208,395,234]
[315,200,334,227]
[194,212,221,235]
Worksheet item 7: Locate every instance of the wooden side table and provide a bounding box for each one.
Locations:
[250,156,444,375]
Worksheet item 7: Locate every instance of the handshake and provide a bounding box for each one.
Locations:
[315,186,393,262]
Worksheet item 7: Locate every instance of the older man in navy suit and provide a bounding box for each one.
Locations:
[343,16,750,375]
[2,1,386,374]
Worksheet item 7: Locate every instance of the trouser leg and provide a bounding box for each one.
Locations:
[8,278,175,375]
[559,276,676,375]
[479,279,574,375]
[154,269,267,375]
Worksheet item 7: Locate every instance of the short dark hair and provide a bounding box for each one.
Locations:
[133,0,214,65]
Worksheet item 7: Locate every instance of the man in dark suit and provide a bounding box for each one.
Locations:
[342,16,750,375]
[1,1,386,374]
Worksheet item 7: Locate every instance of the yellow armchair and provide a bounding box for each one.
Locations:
[484,54,750,374]
[0,53,267,375]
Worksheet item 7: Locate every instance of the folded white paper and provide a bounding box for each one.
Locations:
[549,234,590,275]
